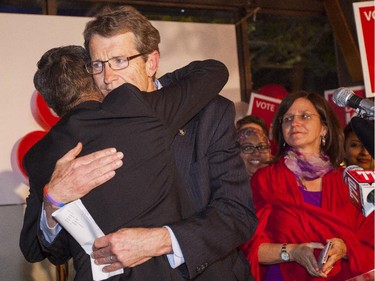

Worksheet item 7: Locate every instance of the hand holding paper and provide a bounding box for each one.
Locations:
[52,199,124,281]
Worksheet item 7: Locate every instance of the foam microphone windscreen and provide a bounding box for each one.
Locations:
[351,117,374,158]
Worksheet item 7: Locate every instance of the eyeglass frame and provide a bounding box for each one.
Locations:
[240,144,271,154]
[279,112,319,125]
[85,53,145,75]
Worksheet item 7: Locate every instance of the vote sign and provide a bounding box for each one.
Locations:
[247,92,282,131]
[353,1,375,97]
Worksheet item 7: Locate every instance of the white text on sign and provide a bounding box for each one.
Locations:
[256,100,276,112]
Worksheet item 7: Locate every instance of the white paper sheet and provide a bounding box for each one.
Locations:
[52,199,124,280]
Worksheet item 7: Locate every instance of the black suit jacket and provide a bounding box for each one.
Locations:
[20,60,234,280]
[168,96,257,281]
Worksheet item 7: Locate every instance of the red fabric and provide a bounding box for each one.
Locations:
[241,158,374,281]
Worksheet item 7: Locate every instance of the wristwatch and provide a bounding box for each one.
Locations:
[280,243,290,262]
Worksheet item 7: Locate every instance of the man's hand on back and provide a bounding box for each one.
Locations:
[44,142,124,224]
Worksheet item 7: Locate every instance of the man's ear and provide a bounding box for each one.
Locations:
[146,50,160,78]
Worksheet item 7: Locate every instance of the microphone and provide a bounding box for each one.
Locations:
[332,87,374,118]
[343,165,375,217]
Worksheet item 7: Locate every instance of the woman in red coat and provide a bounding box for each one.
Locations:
[241,91,374,281]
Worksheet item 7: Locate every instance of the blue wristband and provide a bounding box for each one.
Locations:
[43,185,65,208]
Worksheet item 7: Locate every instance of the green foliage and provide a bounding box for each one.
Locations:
[248,15,337,77]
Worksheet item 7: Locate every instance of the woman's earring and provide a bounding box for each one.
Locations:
[321,136,326,146]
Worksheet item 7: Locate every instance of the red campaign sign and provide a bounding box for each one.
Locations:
[247,93,282,131]
[353,2,375,97]
[324,86,365,128]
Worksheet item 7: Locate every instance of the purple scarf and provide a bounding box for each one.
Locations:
[284,147,333,189]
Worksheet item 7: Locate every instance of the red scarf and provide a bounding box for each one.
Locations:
[241,158,374,281]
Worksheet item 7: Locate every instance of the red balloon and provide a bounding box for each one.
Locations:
[16,131,47,179]
[31,91,60,130]
[257,84,288,100]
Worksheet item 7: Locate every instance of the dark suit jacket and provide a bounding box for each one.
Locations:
[168,95,258,281]
[20,60,235,280]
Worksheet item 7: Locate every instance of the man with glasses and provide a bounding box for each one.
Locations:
[22,5,257,281]
[21,44,230,280]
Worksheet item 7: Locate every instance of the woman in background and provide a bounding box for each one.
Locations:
[237,127,272,177]
[344,121,374,170]
[236,115,273,177]
[241,91,374,281]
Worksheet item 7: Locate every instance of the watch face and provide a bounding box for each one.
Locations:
[281,251,290,261]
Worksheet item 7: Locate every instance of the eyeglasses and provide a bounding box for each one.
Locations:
[85,53,144,75]
[279,113,318,125]
[241,144,271,154]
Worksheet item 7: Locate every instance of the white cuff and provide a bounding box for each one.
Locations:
[40,203,62,244]
[163,226,185,268]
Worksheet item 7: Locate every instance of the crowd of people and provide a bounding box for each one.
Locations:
[19,4,374,281]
